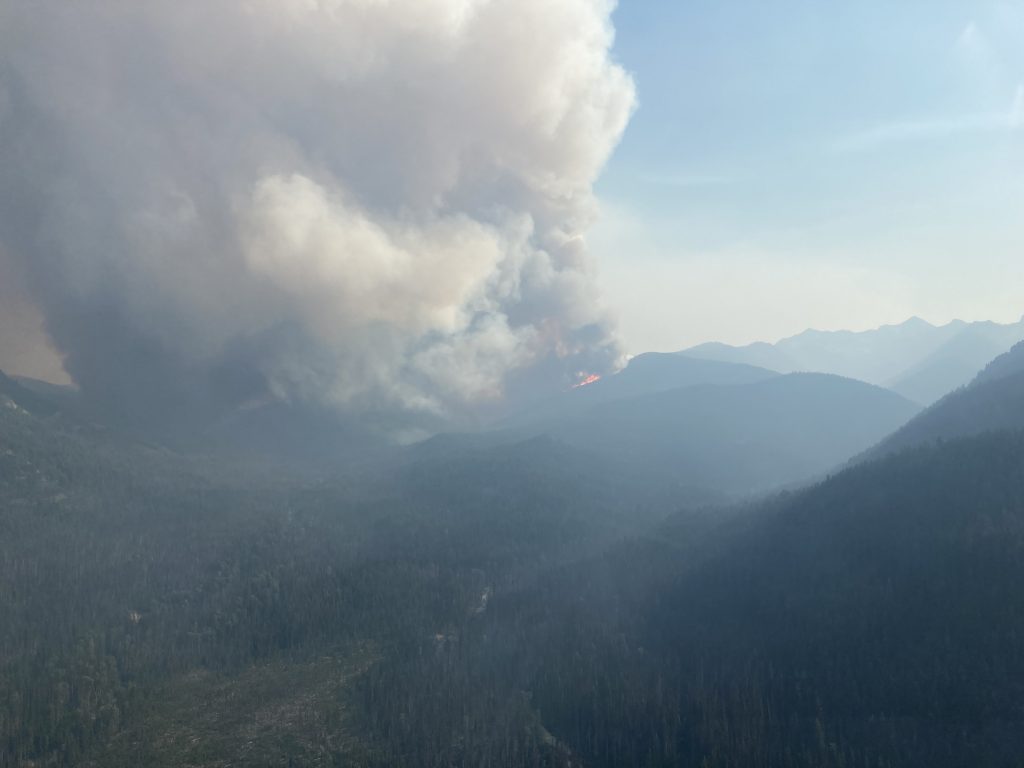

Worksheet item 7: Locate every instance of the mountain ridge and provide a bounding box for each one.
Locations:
[679,315,1024,405]
[864,340,1024,461]
[503,370,920,496]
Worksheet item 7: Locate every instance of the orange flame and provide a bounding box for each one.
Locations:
[572,373,602,389]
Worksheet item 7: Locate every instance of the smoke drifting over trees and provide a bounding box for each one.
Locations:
[0,0,635,424]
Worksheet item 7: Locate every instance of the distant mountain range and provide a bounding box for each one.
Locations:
[679,315,1024,405]
[5,318,1024,766]
[5,313,1019,501]
[483,353,921,496]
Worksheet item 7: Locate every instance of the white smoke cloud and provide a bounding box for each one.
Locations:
[0,0,634,422]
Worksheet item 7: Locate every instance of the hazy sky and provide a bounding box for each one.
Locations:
[594,0,1024,353]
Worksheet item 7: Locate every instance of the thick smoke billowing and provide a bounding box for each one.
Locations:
[0,0,634,427]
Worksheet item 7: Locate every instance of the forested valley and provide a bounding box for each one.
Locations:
[4,343,1024,767]
[4,3,1022,765]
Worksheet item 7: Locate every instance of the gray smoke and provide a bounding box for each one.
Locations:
[0,0,634,427]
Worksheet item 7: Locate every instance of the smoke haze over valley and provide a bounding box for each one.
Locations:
[2,2,1024,767]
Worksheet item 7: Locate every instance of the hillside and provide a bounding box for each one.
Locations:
[2,349,1022,767]
[887,322,1024,404]
[870,340,1024,459]
[536,372,920,494]
[428,430,1024,767]
[0,370,683,767]
[974,339,1024,384]
[0,369,64,418]
[505,352,778,428]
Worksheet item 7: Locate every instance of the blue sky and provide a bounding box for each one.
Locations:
[594,0,1024,353]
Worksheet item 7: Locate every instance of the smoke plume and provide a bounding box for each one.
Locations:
[0,0,634,426]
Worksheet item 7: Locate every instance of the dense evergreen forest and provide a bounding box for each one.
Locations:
[4,347,1024,766]
[0,382,674,766]
[437,432,1024,767]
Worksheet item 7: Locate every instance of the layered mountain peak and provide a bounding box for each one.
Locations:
[679,315,1024,405]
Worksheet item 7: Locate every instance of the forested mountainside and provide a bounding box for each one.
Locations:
[4,342,1024,766]
[390,430,1024,767]
[1,370,65,419]
[0,377,679,767]
[870,340,1024,459]
[975,340,1024,384]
